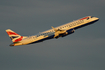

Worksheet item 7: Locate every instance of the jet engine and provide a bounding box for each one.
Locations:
[51,26,75,38]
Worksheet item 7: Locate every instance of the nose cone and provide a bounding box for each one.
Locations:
[95,17,99,21]
[97,18,99,20]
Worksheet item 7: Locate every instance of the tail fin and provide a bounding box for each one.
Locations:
[6,29,23,43]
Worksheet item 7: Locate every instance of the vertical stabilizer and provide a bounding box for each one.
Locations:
[6,29,23,43]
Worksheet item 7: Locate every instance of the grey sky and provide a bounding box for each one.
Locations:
[0,0,105,70]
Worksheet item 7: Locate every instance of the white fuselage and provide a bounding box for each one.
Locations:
[12,16,99,46]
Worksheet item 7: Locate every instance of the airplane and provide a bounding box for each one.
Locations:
[6,16,99,46]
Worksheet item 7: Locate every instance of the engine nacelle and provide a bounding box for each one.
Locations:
[52,26,75,38]
[61,29,75,37]
[68,29,75,34]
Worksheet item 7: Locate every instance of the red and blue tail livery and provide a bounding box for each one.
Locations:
[6,29,23,42]
[6,16,99,46]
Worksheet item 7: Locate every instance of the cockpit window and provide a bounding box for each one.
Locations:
[87,18,89,20]
[91,16,93,18]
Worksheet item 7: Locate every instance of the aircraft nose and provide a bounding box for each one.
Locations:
[97,18,99,20]
[95,17,99,20]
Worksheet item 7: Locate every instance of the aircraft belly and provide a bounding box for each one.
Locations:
[28,35,54,44]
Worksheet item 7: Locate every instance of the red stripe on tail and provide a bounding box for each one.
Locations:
[13,36,23,42]
[7,31,19,35]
